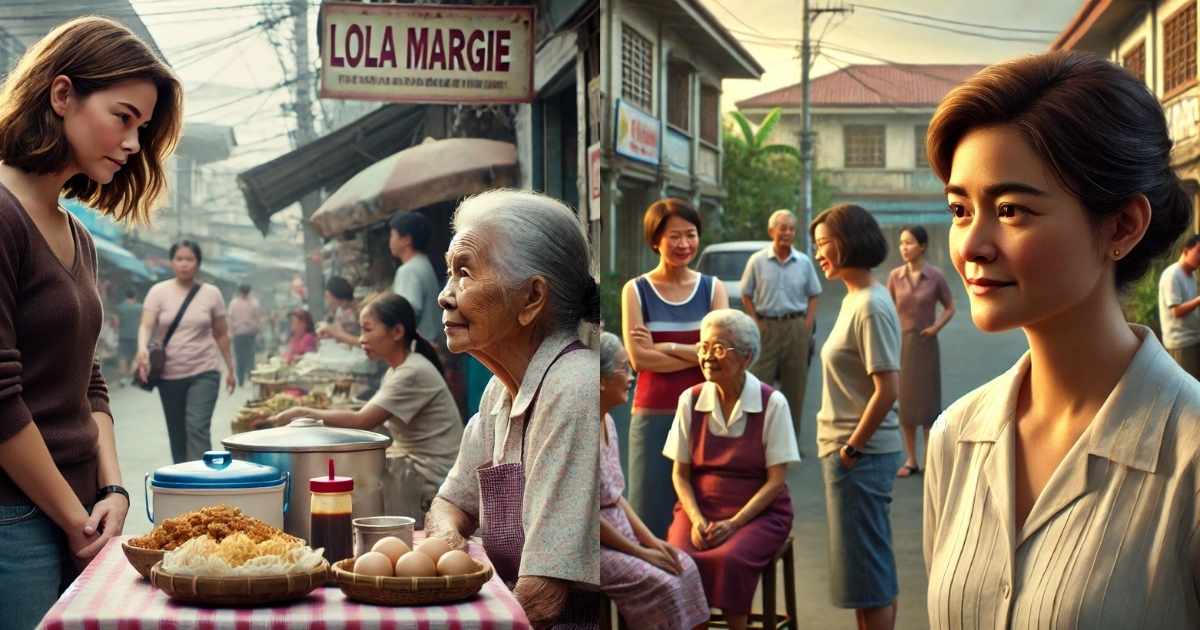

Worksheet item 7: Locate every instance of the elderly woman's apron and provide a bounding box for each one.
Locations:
[667,381,794,614]
[476,341,599,629]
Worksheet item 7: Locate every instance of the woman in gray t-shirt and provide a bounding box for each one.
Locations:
[267,294,462,526]
[810,204,903,629]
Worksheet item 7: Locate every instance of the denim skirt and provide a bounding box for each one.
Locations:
[821,450,904,609]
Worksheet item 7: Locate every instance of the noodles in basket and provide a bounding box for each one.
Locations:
[161,532,326,577]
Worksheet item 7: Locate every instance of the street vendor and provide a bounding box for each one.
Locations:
[316,275,361,346]
[264,294,463,525]
[424,189,602,629]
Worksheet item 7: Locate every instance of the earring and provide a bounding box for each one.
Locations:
[1113,248,1121,259]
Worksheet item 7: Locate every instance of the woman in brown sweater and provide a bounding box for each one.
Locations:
[0,18,181,627]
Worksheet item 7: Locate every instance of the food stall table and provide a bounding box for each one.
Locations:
[39,536,531,630]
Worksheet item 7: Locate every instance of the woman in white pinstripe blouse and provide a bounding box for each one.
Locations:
[922,51,1200,629]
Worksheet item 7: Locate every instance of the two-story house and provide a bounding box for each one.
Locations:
[1053,0,1200,229]
[599,0,763,279]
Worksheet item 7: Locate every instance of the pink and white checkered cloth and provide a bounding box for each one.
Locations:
[38,536,531,630]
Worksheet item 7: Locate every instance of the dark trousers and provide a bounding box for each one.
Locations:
[233,333,257,386]
[157,370,220,463]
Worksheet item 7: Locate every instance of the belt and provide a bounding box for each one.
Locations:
[759,311,805,321]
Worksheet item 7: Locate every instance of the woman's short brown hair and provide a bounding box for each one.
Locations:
[643,198,702,251]
[809,204,888,270]
[927,50,1189,289]
[0,17,183,223]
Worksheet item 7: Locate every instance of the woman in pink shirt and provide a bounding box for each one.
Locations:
[282,308,317,364]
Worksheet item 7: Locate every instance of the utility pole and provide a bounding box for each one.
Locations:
[800,1,850,257]
[293,0,325,320]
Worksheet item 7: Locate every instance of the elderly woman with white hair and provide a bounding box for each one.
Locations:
[424,189,602,629]
[663,309,800,630]
[597,332,709,629]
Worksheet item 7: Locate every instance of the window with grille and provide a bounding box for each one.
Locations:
[844,125,885,168]
[914,125,929,168]
[1123,41,1146,84]
[700,84,720,145]
[622,25,653,112]
[667,61,691,132]
[1164,3,1196,94]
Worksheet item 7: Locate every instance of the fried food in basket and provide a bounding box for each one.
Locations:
[129,505,302,551]
[160,533,325,577]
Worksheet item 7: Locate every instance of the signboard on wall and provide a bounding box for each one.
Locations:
[319,3,535,104]
[588,142,601,221]
[613,99,660,165]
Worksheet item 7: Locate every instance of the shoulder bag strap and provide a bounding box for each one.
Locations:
[162,283,202,349]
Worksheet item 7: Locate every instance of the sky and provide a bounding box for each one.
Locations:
[694,0,1084,110]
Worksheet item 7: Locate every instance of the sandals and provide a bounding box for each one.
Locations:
[897,463,922,478]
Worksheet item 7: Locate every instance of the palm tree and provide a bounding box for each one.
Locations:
[728,107,801,161]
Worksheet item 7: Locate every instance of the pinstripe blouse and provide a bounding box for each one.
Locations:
[923,326,1200,629]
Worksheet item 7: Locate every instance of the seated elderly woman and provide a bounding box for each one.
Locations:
[664,309,800,630]
[597,332,709,629]
[424,189,602,629]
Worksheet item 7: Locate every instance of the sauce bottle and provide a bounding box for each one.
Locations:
[310,459,354,567]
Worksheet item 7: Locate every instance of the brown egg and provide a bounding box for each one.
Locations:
[370,536,411,564]
[353,551,394,577]
[436,549,478,576]
[394,550,437,577]
[415,537,453,564]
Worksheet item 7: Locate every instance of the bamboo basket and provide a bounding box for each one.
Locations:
[121,541,165,580]
[332,557,493,606]
[149,560,329,606]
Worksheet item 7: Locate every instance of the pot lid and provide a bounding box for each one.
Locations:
[221,418,392,453]
[150,451,285,489]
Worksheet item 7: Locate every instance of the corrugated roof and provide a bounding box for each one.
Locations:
[736,64,986,109]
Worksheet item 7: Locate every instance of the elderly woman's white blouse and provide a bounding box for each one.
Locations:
[923,325,1200,629]
[436,331,601,586]
[662,371,801,467]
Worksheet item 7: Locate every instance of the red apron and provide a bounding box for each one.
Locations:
[476,341,599,629]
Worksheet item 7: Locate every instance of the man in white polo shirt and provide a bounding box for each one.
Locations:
[740,209,822,456]
[1159,233,1200,379]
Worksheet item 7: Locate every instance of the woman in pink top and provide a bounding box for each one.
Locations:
[885,225,955,478]
[136,240,236,463]
[282,308,317,364]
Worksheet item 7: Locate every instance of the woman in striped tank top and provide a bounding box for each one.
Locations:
[621,198,728,537]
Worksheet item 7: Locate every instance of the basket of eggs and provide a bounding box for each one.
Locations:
[332,536,493,606]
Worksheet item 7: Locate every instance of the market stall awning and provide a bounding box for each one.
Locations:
[92,236,156,281]
[309,138,519,238]
[237,104,426,235]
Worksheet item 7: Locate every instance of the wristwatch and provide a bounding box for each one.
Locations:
[96,485,130,505]
[842,444,864,459]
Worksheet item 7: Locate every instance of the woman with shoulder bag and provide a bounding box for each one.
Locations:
[136,240,236,464]
[0,17,183,628]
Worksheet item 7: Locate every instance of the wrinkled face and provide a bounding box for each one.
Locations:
[697,322,751,387]
[655,215,699,267]
[899,230,925,263]
[439,229,518,354]
[358,308,402,361]
[58,78,155,185]
[813,223,843,280]
[769,215,796,250]
[600,347,634,409]
[170,246,198,282]
[947,124,1106,333]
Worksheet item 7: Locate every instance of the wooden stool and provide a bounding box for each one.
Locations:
[598,592,630,630]
[708,536,797,630]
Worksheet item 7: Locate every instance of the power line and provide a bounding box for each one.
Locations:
[708,0,766,36]
[819,41,983,84]
[850,3,1060,34]
[817,52,905,113]
[871,13,1052,44]
[186,70,314,117]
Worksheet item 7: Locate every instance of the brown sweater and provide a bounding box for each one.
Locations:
[0,184,111,507]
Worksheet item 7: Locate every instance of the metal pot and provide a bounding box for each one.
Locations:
[222,418,391,541]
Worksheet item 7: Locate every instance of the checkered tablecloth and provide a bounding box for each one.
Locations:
[39,536,531,630]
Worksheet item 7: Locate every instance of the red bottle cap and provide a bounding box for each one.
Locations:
[309,458,353,493]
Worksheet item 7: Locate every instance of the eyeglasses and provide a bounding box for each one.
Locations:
[697,342,740,359]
